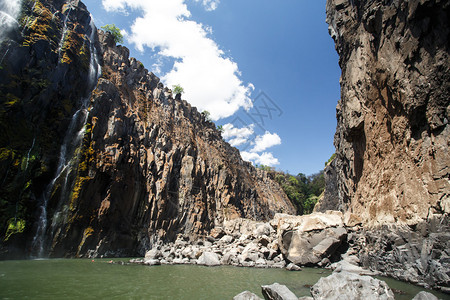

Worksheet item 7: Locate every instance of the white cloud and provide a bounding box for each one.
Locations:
[194,0,220,11]
[102,0,252,120]
[241,151,280,167]
[222,123,254,147]
[250,131,281,153]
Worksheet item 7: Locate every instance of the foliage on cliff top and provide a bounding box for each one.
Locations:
[257,165,324,215]
[101,24,123,44]
[172,84,184,96]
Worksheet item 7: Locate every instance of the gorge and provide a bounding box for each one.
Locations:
[0,0,449,296]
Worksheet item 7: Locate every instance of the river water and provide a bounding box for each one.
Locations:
[0,259,448,299]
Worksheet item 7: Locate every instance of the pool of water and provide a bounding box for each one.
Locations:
[0,259,448,299]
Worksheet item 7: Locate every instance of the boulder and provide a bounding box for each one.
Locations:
[261,283,298,300]
[145,249,162,260]
[197,251,220,266]
[311,271,394,300]
[233,291,263,300]
[330,260,379,276]
[285,263,302,271]
[412,291,439,300]
[284,227,347,265]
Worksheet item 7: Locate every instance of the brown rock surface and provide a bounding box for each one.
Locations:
[47,30,295,257]
[0,0,294,258]
[322,0,450,226]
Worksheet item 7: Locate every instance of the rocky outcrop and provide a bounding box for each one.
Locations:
[320,0,450,292]
[0,0,295,259]
[322,0,449,225]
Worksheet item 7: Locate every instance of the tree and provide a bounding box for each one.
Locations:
[201,110,211,122]
[101,24,123,44]
[216,125,224,133]
[172,84,184,96]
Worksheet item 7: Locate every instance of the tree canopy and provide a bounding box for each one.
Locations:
[101,24,123,44]
[257,166,325,215]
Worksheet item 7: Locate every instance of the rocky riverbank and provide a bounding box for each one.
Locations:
[125,211,449,294]
[233,272,441,300]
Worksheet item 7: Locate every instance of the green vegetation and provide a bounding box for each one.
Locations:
[172,84,184,96]
[277,171,324,215]
[257,166,325,215]
[4,218,26,241]
[216,125,224,133]
[101,24,123,44]
[201,110,212,122]
[325,153,336,166]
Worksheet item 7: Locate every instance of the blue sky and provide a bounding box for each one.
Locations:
[82,0,341,176]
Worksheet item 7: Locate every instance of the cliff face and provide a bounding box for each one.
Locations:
[323,0,449,226]
[0,0,295,258]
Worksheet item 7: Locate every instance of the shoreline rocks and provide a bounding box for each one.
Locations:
[132,212,352,270]
[234,272,440,300]
[129,211,449,294]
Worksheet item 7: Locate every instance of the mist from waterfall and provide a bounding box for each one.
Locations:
[0,0,22,42]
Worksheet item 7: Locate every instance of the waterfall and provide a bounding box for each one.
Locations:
[57,7,71,62]
[25,137,35,171]
[31,12,101,258]
[0,0,22,42]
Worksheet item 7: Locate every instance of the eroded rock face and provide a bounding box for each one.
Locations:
[323,0,450,225]
[0,0,295,258]
[47,30,295,257]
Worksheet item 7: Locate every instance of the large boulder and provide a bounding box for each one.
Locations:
[311,271,394,300]
[261,283,298,300]
[196,251,220,266]
[283,227,347,265]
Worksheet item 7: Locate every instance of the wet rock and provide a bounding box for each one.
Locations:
[311,271,394,300]
[261,283,298,300]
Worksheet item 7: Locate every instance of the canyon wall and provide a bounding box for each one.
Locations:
[0,0,295,259]
[321,0,449,226]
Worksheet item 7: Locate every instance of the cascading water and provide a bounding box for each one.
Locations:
[57,8,71,61]
[0,0,22,42]
[31,10,101,258]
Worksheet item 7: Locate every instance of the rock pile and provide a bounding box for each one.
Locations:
[131,212,350,269]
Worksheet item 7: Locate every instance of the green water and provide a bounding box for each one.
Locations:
[0,259,448,299]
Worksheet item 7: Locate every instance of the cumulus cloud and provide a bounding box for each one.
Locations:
[194,0,220,11]
[250,131,281,153]
[102,0,252,120]
[241,151,280,166]
[222,123,254,147]
[224,127,281,167]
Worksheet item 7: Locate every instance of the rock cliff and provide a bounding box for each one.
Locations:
[319,0,450,291]
[322,0,449,226]
[0,0,295,259]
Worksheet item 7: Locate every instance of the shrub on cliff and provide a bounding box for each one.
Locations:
[101,24,123,44]
[172,84,184,96]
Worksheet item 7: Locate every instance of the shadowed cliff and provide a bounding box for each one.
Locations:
[0,0,295,259]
